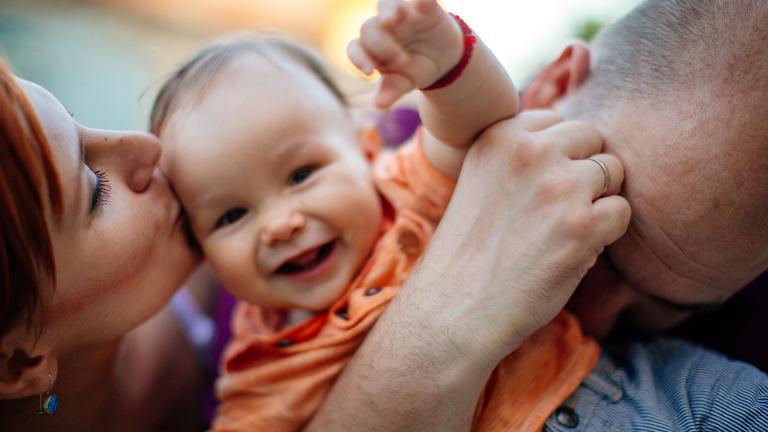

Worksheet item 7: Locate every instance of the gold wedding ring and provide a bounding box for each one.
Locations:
[586,157,610,196]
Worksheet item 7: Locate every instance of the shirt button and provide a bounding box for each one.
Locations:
[554,406,579,428]
[276,338,294,348]
[397,230,421,255]
[364,286,382,296]
[335,306,349,320]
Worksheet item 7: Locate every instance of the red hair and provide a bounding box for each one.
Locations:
[0,59,63,337]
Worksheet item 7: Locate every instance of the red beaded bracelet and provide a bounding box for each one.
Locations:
[421,14,477,91]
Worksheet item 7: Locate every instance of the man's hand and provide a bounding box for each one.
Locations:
[308,112,630,431]
[418,111,631,359]
[348,0,463,109]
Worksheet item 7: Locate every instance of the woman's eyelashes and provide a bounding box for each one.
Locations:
[91,169,111,211]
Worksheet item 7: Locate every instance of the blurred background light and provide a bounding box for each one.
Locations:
[0,0,641,131]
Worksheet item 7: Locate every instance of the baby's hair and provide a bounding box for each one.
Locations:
[150,33,348,135]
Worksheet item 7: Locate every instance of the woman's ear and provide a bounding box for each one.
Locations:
[522,43,591,110]
[0,332,58,399]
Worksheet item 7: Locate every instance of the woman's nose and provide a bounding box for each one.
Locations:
[260,211,306,246]
[83,129,161,193]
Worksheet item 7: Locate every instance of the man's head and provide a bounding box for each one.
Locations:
[523,0,768,336]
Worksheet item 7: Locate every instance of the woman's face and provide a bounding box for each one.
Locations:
[21,80,198,352]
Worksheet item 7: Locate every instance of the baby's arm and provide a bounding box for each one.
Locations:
[349,0,519,178]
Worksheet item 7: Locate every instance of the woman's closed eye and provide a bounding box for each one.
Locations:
[289,165,316,186]
[216,207,247,229]
[91,169,111,212]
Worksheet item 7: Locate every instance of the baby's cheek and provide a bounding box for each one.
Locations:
[204,238,254,295]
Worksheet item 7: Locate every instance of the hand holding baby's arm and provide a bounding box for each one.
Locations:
[348,0,463,109]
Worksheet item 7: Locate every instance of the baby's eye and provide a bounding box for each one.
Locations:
[289,165,316,186]
[216,208,247,228]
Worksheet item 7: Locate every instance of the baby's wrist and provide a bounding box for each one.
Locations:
[421,14,477,91]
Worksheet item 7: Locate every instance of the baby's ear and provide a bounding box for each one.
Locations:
[358,126,383,162]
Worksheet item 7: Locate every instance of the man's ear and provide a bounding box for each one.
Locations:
[522,43,591,110]
[0,332,58,399]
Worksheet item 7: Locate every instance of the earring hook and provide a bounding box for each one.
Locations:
[36,372,59,415]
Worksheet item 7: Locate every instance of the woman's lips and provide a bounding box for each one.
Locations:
[274,240,337,278]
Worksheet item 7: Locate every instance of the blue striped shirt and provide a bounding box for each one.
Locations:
[544,337,768,431]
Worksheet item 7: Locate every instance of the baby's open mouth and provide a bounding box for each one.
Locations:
[275,240,336,276]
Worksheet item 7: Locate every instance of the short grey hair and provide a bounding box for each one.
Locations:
[575,0,768,110]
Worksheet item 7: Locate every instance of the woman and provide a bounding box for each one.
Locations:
[0,58,628,431]
[0,61,202,430]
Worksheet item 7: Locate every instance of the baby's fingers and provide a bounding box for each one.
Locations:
[379,0,439,27]
[378,0,405,26]
[375,74,414,109]
[412,0,441,16]
[347,39,376,75]
[359,17,408,68]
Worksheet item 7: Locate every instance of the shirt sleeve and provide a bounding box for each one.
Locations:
[373,128,456,225]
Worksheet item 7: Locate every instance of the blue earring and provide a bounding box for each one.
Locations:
[36,373,59,415]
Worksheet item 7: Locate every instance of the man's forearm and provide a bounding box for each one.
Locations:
[306,268,497,431]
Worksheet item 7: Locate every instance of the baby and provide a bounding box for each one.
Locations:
[152,0,597,430]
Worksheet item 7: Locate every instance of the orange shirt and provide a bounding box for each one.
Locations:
[212,130,599,432]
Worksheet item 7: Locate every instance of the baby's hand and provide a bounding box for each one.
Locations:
[348,0,464,109]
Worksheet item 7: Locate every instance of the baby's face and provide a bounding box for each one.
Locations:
[160,53,382,310]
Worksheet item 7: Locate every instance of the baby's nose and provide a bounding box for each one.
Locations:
[260,212,306,246]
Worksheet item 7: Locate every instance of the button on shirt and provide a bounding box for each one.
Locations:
[544,337,768,431]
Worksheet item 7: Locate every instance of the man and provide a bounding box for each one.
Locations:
[308,0,768,430]
[524,0,768,340]
[524,1,768,428]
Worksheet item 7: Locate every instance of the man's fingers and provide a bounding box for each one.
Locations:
[513,110,564,132]
[536,121,603,160]
[592,195,632,246]
[575,153,624,199]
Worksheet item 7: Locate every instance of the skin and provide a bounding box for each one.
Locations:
[544,47,768,337]
[0,80,200,431]
[306,8,768,429]
[161,0,521,312]
[1,21,630,431]
[568,98,768,335]
[308,110,630,431]
[0,26,626,432]
[160,52,383,311]
[349,0,521,179]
